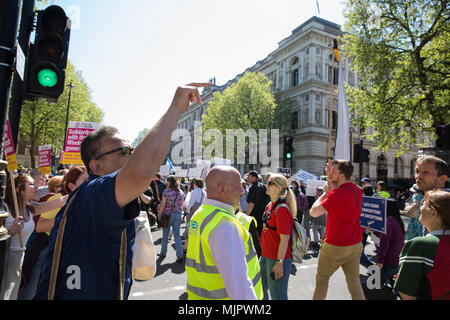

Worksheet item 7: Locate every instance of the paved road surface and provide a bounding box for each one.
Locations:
[129,218,389,300]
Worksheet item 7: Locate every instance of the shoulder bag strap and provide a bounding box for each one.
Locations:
[48,189,80,300]
[48,189,128,301]
[119,228,127,300]
[343,185,362,214]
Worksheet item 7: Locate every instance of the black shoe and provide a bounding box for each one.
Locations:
[176,257,183,263]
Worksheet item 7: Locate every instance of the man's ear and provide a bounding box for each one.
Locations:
[438,175,448,188]
[88,159,99,175]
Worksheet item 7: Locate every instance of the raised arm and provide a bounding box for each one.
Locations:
[115,83,209,208]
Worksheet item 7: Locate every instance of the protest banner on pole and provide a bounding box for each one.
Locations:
[3,120,18,172]
[60,121,99,165]
[38,144,52,175]
[305,180,327,197]
[360,196,387,234]
[159,165,170,177]
[2,120,23,247]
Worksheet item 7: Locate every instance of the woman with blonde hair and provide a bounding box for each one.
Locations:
[259,173,296,300]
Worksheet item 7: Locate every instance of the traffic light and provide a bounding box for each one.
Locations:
[353,144,370,162]
[24,5,71,102]
[284,135,293,160]
[436,124,450,150]
[362,148,370,162]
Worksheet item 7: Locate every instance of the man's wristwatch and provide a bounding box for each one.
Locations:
[276,259,283,264]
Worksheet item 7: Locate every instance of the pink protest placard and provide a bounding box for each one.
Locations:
[38,144,52,174]
[60,121,99,165]
[3,120,18,171]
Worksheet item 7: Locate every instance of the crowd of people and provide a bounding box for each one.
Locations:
[0,165,88,300]
[0,82,448,301]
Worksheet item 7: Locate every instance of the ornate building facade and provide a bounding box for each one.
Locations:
[173,16,424,185]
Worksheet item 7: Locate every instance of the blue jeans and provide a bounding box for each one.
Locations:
[259,255,291,300]
[18,246,48,300]
[160,212,183,258]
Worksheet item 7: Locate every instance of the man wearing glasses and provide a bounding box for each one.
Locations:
[34,83,209,300]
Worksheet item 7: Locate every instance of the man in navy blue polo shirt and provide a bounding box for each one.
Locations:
[34,82,209,300]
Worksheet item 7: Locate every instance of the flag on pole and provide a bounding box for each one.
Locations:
[165,157,175,174]
[316,0,320,14]
[335,64,351,161]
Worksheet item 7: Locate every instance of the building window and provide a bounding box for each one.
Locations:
[315,63,321,79]
[305,94,309,103]
[17,141,26,155]
[410,159,416,177]
[329,54,338,62]
[316,47,321,54]
[315,108,321,126]
[291,111,298,129]
[315,93,321,102]
[303,107,309,126]
[332,111,337,129]
[377,154,388,182]
[304,63,309,79]
[292,57,299,65]
[306,47,310,55]
[292,69,299,87]
[328,66,339,84]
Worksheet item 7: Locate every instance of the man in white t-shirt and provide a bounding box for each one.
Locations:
[183,178,206,251]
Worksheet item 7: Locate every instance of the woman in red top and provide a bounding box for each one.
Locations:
[259,173,296,300]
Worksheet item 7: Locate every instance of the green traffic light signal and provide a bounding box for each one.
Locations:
[286,153,292,159]
[37,68,58,87]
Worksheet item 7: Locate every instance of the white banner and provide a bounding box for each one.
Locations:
[335,65,351,161]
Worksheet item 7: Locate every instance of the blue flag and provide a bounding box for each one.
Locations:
[165,157,175,173]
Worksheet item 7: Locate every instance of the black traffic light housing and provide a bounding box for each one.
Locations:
[284,135,293,160]
[24,5,71,102]
[436,124,450,150]
[353,144,370,162]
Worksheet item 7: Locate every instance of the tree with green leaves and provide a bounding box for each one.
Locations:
[18,60,103,167]
[201,72,277,165]
[132,128,150,148]
[342,0,449,153]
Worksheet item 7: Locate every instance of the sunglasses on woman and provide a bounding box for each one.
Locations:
[95,146,134,160]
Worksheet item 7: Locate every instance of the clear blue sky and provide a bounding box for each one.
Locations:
[41,0,346,142]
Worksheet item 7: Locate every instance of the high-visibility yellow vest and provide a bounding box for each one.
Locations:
[236,211,257,231]
[185,204,263,300]
[377,191,390,199]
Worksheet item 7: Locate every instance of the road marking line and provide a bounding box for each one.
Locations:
[132,285,186,297]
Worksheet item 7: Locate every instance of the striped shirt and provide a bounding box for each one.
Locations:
[394,230,450,299]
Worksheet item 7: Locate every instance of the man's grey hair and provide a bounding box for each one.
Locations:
[80,126,118,173]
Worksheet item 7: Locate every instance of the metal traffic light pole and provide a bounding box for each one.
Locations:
[9,0,36,149]
[0,0,21,295]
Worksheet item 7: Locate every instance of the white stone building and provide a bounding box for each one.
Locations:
[172,16,424,187]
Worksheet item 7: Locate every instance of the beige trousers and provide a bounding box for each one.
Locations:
[313,242,365,300]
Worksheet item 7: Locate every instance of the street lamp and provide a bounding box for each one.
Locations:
[63,81,74,149]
